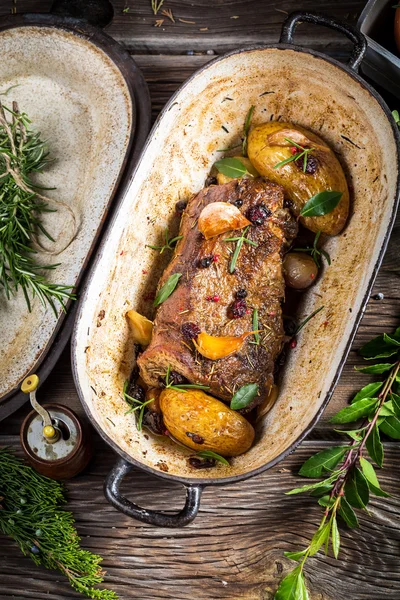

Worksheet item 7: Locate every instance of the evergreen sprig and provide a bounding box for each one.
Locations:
[0,101,75,315]
[274,325,400,600]
[0,449,117,599]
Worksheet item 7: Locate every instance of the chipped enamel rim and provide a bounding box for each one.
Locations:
[72,42,400,487]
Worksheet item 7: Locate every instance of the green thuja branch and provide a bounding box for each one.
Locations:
[0,449,117,599]
[274,324,400,599]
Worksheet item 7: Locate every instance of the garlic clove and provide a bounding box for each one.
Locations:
[198,202,250,239]
[192,330,256,360]
[126,310,153,345]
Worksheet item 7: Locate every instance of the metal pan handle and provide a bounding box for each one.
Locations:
[279,11,367,72]
[104,457,204,527]
[50,0,114,29]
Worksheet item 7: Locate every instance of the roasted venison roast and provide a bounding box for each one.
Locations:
[138,177,297,409]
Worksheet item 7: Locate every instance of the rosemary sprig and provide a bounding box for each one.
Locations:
[293,231,331,268]
[273,138,315,173]
[224,225,257,273]
[0,449,117,599]
[123,380,154,430]
[242,104,255,157]
[274,324,400,599]
[146,226,183,254]
[0,101,75,315]
[164,365,210,392]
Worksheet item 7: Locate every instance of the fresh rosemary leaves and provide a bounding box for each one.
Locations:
[146,226,183,254]
[274,324,400,600]
[294,231,331,268]
[224,225,257,273]
[165,364,210,392]
[0,102,75,315]
[123,380,154,431]
[273,138,315,172]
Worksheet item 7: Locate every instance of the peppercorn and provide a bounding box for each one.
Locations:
[290,338,297,349]
[175,200,187,213]
[198,256,212,268]
[235,289,247,299]
[228,299,247,319]
[246,203,271,225]
[233,198,243,207]
[212,254,219,262]
[212,294,220,302]
[181,322,201,340]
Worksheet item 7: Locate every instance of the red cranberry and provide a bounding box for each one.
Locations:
[291,146,300,155]
[181,322,201,340]
[246,203,271,225]
[229,299,247,319]
[235,289,247,299]
[295,154,318,174]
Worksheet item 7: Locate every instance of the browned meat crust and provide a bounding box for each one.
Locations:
[138,177,296,407]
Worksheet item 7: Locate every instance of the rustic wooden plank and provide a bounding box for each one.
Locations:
[0,440,398,599]
[3,0,365,55]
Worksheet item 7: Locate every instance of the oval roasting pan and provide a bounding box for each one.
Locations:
[0,11,151,420]
[72,12,400,527]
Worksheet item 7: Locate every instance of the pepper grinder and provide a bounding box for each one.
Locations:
[20,374,92,480]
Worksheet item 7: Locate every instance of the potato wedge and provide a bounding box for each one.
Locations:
[159,388,255,457]
[247,122,349,235]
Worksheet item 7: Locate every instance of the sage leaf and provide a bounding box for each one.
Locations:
[351,382,382,404]
[359,334,399,360]
[300,190,343,218]
[359,457,389,496]
[345,468,369,508]
[331,516,340,559]
[379,415,400,439]
[286,473,338,495]
[309,523,330,556]
[338,497,359,528]
[230,383,258,410]
[299,446,348,479]
[274,566,309,600]
[383,333,400,346]
[153,273,182,306]
[355,363,393,374]
[365,424,384,467]
[391,393,400,418]
[196,450,229,466]
[214,157,248,179]
[330,398,378,424]
[283,550,307,562]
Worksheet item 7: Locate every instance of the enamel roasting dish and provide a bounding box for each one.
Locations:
[72,12,400,527]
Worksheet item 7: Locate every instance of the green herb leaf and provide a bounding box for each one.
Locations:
[295,306,324,335]
[153,273,182,306]
[345,467,369,508]
[365,424,384,467]
[338,497,359,528]
[384,333,400,346]
[251,308,260,345]
[355,363,393,374]
[286,473,339,495]
[242,105,255,156]
[214,157,248,179]
[230,383,259,410]
[317,495,333,508]
[391,393,400,418]
[284,550,307,562]
[359,456,389,497]
[331,516,340,559]
[300,191,343,218]
[330,398,378,424]
[379,415,400,439]
[309,523,330,556]
[196,450,229,466]
[351,382,382,404]
[379,402,395,417]
[310,484,333,497]
[393,109,400,125]
[334,428,365,441]
[298,447,348,479]
[274,566,309,600]
[227,226,257,273]
[359,334,400,360]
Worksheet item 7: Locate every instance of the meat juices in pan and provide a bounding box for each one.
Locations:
[138,178,297,410]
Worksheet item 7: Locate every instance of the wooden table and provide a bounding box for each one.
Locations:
[0,1,399,599]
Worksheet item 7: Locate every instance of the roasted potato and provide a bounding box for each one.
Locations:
[159,388,255,456]
[247,122,349,235]
[216,156,259,185]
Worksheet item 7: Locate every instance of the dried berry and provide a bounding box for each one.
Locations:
[212,295,220,302]
[228,299,247,319]
[295,154,318,174]
[284,318,297,337]
[142,410,165,435]
[205,176,218,186]
[233,198,243,207]
[181,322,201,340]
[290,338,297,349]
[169,371,188,386]
[188,457,216,469]
[246,203,271,225]
[212,254,219,262]
[186,432,205,444]
[198,256,212,268]
[175,200,187,213]
[235,289,247,299]
[283,198,294,210]
[128,383,145,403]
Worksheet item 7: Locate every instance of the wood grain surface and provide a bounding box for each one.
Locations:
[0,1,399,599]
